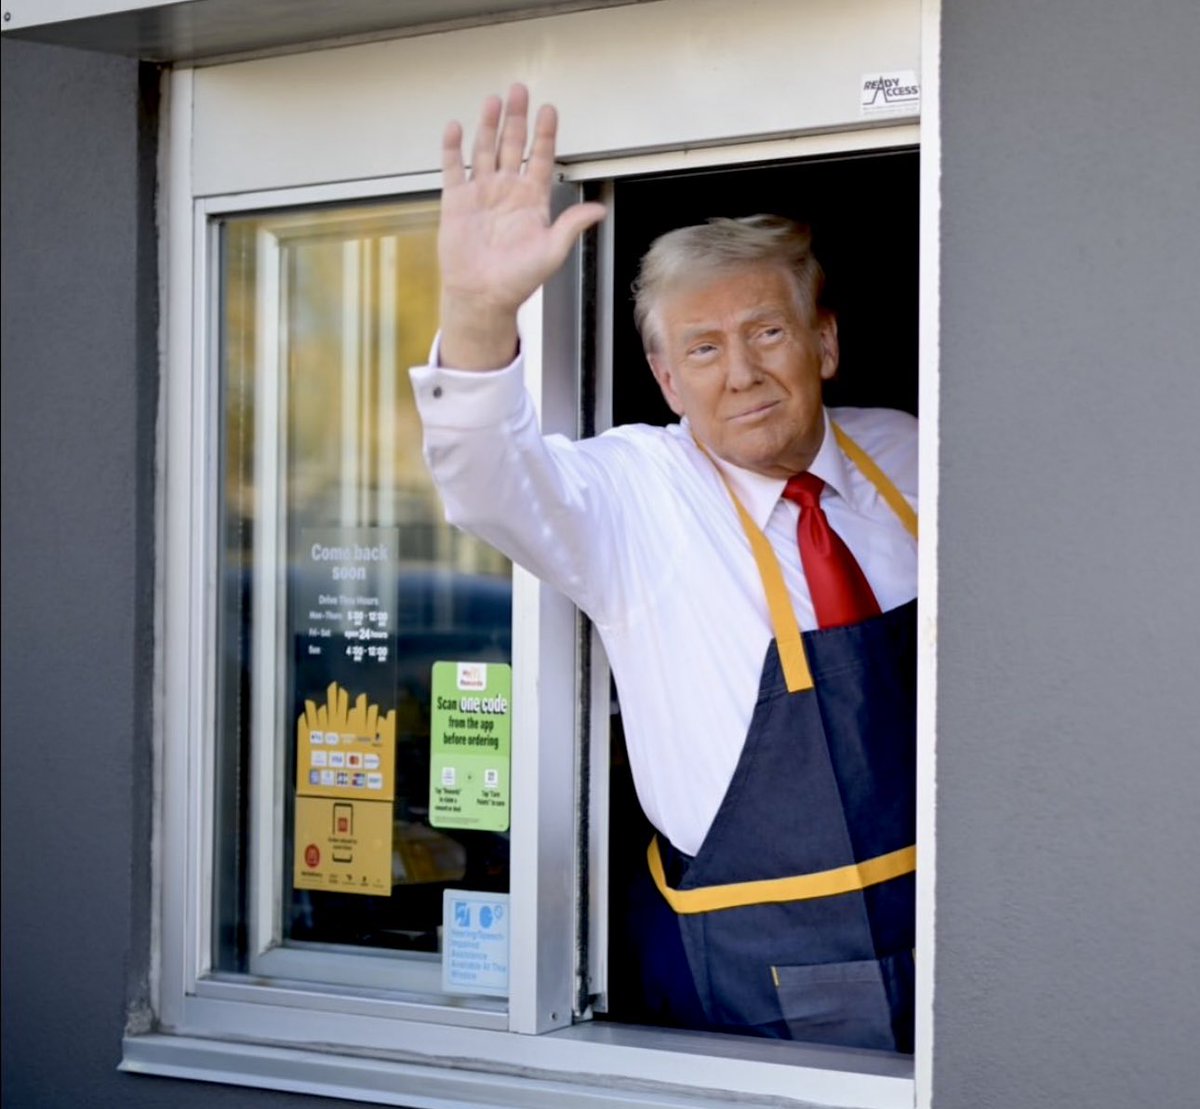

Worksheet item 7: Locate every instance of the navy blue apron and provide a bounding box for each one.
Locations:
[631,424,918,1052]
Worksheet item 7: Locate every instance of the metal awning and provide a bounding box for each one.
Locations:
[1,0,650,63]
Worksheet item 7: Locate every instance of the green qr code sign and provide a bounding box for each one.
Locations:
[429,662,511,832]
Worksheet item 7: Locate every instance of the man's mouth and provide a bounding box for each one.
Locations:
[728,400,779,423]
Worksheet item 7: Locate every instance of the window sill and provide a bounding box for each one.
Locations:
[121,1023,913,1109]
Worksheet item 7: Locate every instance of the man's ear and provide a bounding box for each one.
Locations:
[817,313,839,381]
[648,354,687,417]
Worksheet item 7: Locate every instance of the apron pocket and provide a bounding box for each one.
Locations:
[772,953,911,1052]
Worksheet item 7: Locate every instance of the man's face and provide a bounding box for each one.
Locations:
[647,263,838,478]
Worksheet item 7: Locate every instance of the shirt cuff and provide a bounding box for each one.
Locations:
[409,332,526,430]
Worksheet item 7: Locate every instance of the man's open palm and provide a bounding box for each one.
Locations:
[438,84,606,368]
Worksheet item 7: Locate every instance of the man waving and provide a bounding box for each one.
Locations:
[411,85,918,1052]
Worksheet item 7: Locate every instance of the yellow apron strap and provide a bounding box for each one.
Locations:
[648,835,917,914]
[699,446,814,693]
[726,488,814,693]
[832,423,918,540]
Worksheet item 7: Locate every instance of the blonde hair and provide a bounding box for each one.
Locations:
[632,215,826,354]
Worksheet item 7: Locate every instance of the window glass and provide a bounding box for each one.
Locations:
[213,199,511,984]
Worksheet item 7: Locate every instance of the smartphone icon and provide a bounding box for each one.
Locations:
[332,802,353,837]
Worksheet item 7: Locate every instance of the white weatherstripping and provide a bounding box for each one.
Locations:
[248,220,285,964]
[558,124,920,183]
[585,180,617,1012]
[914,1,941,1106]
[158,63,197,1031]
[151,58,185,1035]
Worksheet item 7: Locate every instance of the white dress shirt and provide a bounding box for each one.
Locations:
[410,351,917,856]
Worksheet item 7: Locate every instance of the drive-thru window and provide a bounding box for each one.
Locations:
[67,1,935,1104]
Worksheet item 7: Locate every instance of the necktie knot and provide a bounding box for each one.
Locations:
[783,472,824,508]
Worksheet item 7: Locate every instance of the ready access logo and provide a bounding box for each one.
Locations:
[860,70,920,117]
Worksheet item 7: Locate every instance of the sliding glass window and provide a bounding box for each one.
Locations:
[213,198,512,1001]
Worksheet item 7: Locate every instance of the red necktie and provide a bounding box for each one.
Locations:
[782,472,881,629]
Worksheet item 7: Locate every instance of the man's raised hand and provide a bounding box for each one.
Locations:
[438,84,607,370]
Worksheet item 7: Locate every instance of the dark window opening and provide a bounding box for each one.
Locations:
[600,148,919,1025]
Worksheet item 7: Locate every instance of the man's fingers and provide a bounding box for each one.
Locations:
[497,83,530,173]
[441,120,466,188]
[526,103,560,187]
[470,93,503,177]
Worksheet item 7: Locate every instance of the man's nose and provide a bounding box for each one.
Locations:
[726,342,763,389]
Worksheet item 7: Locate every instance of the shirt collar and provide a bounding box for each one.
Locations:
[698,409,854,531]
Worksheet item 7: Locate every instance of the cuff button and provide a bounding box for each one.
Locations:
[432,386,443,399]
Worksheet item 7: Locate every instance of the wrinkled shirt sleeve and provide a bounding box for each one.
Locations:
[409,340,624,622]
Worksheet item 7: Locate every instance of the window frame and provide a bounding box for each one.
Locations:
[163,156,583,1032]
[141,4,941,1091]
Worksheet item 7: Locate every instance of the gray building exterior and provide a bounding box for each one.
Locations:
[3,2,1198,1108]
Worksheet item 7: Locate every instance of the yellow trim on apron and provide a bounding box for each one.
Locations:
[648,837,917,914]
[698,422,918,694]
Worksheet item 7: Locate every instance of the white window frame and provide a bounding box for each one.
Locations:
[135,0,942,1101]
[233,199,512,1005]
[160,130,582,1036]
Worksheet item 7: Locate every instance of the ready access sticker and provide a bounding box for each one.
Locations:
[860,69,920,118]
[429,662,511,832]
[442,890,509,997]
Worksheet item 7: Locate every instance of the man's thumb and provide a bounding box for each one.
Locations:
[549,202,608,265]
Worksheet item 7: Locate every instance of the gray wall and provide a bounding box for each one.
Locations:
[0,37,362,1109]
[935,1,1200,1106]
[3,1,1199,1106]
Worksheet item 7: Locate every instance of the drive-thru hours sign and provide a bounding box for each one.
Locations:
[429,661,512,832]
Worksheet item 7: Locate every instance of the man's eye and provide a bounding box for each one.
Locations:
[688,344,718,358]
[758,326,785,341]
